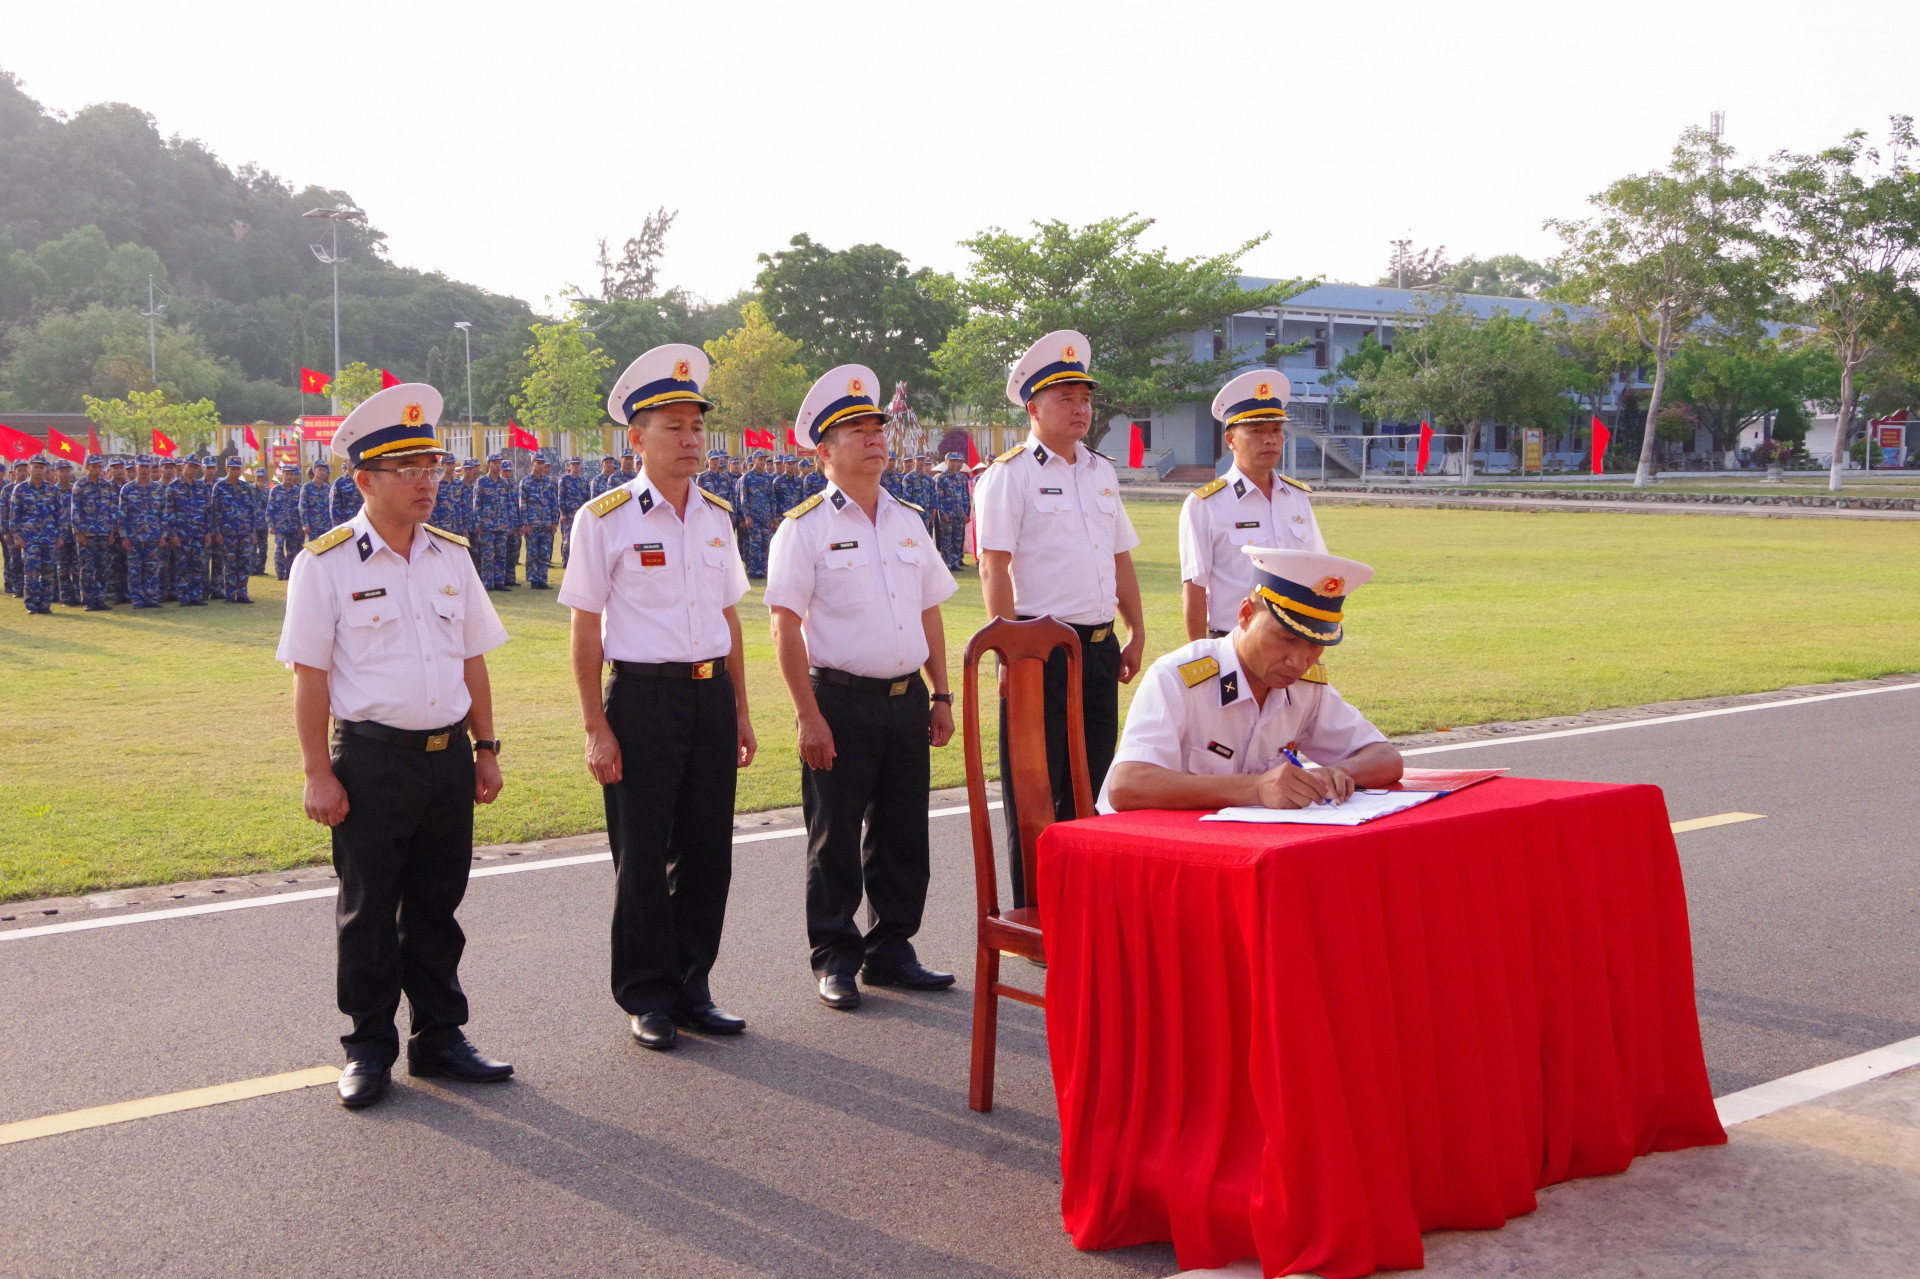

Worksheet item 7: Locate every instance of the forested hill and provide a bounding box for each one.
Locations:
[0,69,534,421]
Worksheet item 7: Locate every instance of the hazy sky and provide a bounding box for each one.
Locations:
[9,0,1918,312]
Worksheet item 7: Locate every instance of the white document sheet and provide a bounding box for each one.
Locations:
[1201,789,1441,827]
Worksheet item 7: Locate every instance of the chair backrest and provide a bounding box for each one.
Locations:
[961,616,1094,916]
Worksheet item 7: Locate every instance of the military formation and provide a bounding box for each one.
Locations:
[3,451,323,612]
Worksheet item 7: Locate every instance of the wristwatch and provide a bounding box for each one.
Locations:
[473,738,503,755]
[930,693,954,705]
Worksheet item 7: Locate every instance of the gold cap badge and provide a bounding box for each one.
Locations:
[1315,575,1347,597]
[401,402,425,426]
[673,358,691,380]
[848,376,865,396]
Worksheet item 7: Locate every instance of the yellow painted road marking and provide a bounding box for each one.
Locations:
[0,1066,339,1147]
[1671,811,1765,835]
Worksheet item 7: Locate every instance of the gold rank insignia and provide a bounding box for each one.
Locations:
[306,524,355,556]
[588,487,633,517]
[699,487,733,512]
[1178,655,1220,687]
[424,523,469,547]
[1298,663,1329,684]
[1279,474,1313,493]
[993,443,1027,464]
[897,497,925,513]
[1194,476,1228,499]
[784,493,824,519]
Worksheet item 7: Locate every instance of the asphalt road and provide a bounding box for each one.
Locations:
[1,684,1914,1277]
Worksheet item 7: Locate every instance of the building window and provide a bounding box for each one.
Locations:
[1263,320,1278,353]
[1212,326,1225,359]
[1313,327,1328,370]
[1132,419,1151,449]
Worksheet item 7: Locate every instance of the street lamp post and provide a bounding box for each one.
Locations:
[454,322,475,455]
[303,206,363,414]
[141,274,165,384]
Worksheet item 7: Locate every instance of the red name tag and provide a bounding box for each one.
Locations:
[639,550,666,568]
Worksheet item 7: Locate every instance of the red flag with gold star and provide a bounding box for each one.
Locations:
[46,425,83,462]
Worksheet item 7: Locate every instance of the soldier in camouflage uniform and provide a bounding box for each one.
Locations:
[70,454,120,610]
[590,453,621,498]
[250,467,271,575]
[902,454,938,517]
[695,450,739,549]
[2,458,25,596]
[801,452,828,500]
[53,459,80,604]
[500,458,526,584]
[557,456,590,566]
[105,457,131,602]
[211,457,255,602]
[204,457,228,595]
[156,456,181,600]
[771,454,802,516]
[473,453,517,590]
[120,454,167,607]
[933,452,972,570]
[165,455,213,606]
[460,457,484,576]
[330,461,364,527]
[300,461,333,539]
[518,451,559,589]
[9,455,62,613]
[267,461,305,579]
[431,457,468,538]
[735,450,779,578]
[620,449,639,484]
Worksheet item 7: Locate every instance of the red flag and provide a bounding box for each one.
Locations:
[508,422,539,451]
[783,419,797,451]
[244,424,260,452]
[0,423,40,460]
[380,369,401,390]
[966,434,980,467]
[47,426,83,462]
[1591,415,1611,474]
[300,367,332,395]
[88,423,102,456]
[1416,420,1433,474]
[1128,421,1145,468]
[745,427,775,450]
[151,428,177,457]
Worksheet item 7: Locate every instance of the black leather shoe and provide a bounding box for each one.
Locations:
[671,1003,746,1035]
[861,959,958,990]
[337,1061,390,1108]
[407,1039,513,1082]
[630,1012,678,1050]
[817,974,862,1010]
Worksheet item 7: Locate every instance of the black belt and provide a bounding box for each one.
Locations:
[611,657,727,680]
[335,718,469,753]
[1016,616,1115,644]
[1208,629,1230,639]
[810,666,923,697]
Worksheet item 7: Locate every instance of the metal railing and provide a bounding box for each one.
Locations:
[1311,434,1468,482]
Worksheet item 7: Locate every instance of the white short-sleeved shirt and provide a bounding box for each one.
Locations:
[764,483,957,679]
[276,510,508,730]
[556,471,749,663]
[972,431,1141,626]
[1097,635,1386,812]
[1178,465,1328,634]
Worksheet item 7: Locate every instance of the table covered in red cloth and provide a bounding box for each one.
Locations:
[1037,778,1725,1278]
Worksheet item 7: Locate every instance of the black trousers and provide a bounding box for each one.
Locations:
[1000,622,1121,908]
[330,730,476,1066]
[603,667,738,1015]
[802,674,931,977]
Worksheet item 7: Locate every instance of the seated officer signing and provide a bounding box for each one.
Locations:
[1102,548,1403,813]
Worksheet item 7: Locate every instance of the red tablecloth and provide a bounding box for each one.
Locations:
[1037,778,1725,1278]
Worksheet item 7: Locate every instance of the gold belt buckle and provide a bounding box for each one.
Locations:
[425,733,450,752]
[1091,626,1111,643]
[889,679,909,697]
[692,660,714,680]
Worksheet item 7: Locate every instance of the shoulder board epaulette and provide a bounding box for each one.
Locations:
[992,443,1027,464]
[896,497,925,513]
[1298,663,1329,685]
[306,524,355,556]
[1279,474,1313,493]
[784,493,824,520]
[1194,477,1229,499]
[1091,449,1114,462]
[1177,655,1221,687]
[699,487,733,513]
[587,487,632,518]
[424,523,469,548]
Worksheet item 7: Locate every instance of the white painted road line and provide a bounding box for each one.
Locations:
[1405,681,1920,757]
[0,1066,341,1147]
[1671,812,1765,835]
[0,801,1003,943]
[1716,1035,1920,1127]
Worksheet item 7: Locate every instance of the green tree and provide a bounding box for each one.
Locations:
[1664,337,1831,468]
[513,308,613,439]
[0,304,224,410]
[702,301,809,437]
[1437,254,1561,298]
[932,215,1310,442]
[573,291,756,400]
[755,233,958,409]
[1337,303,1577,478]
[1549,126,1770,487]
[82,387,221,454]
[330,361,383,413]
[1764,117,1920,490]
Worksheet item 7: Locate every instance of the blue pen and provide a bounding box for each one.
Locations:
[1280,746,1336,805]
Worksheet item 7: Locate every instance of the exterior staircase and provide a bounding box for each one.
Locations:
[1164,465,1217,485]
[1291,425,1365,480]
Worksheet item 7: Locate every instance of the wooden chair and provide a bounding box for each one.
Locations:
[962,616,1095,1112]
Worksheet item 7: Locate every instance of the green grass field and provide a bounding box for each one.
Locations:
[4,501,1917,902]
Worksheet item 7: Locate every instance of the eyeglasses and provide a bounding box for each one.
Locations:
[365,465,440,482]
